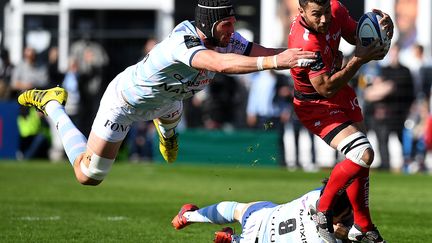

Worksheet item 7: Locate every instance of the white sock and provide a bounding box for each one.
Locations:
[183,201,238,224]
[45,101,87,166]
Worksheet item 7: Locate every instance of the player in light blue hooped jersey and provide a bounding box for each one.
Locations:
[171,179,355,243]
[17,0,316,186]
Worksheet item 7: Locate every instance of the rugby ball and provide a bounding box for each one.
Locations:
[357,12,390,50]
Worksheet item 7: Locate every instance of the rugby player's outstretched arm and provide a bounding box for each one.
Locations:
[191,48,316,74]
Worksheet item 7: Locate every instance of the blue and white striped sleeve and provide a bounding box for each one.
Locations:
[171,34,207,67]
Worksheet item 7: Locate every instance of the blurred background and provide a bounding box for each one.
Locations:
[0,0,431,174]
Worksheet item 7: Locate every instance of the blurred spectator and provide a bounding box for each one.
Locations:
[12,47,50,160]
[402,98,429,173]
[16,107,50,160]
[279,0,299,46]
[46,46,67,162]
[62,59,81,122]
[201,73,247,130]
[364,44,415,170]
[291,114,317,171]
[183,95,205,128]
[357,62,382,128]
[48,58,82,162]
[280,76,317,171]
[183,72,248,130]
[11,46,48,94]
[245,70,290,167]
[70,36,109,136]
[394,0,419,69]
[126,38,157,162]
[414,44,432,101]
[47,46,65,86]
[127,121,155,162]
[0,49,13,100]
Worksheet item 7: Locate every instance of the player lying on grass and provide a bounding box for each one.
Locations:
[17,0,316,186]
[171,179,381,243]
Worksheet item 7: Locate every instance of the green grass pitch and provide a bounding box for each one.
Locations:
[1,161,431,242]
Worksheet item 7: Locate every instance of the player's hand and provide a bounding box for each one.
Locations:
[354,39,387,63]
[373,9,394,39]
[278,48,317,69]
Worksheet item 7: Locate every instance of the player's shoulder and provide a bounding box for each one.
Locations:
[288,26,320,51]
[289,15,321,46]
[331,0,350,18]
[172,20,197,35]
[166,20,206,50]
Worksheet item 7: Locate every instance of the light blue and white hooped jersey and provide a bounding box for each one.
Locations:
[118,20,252,110]
[257,190,327,243]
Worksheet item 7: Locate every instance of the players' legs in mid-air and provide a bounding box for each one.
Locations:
[152,101,183,163]
[18,86,128,185]
[18,80,185,184]
[317,122,385,242]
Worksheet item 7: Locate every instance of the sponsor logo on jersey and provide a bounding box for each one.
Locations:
[332,29,341,40]
[350,97,360,110]
[162,72,210,95]
[310,52,324,71]
[161,109,181,119]
[298,209,307,243]
[104,120,130,133]
[229,38,247,52]
[329,109,342,115]
[158,83,201,96]
[184,35,202,49]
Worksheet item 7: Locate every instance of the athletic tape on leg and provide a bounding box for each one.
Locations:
[80,154,114,180]
[337,132,371,168]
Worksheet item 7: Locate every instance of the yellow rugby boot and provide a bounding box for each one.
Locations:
[153,119,178,163]
[18,87,68,115]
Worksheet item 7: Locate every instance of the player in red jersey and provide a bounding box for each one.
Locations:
[288,0,393,242]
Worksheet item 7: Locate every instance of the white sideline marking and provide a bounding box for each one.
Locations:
[18,216,61,221]
[107,216,127,221]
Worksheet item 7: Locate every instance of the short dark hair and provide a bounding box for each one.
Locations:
[298,0,329,8]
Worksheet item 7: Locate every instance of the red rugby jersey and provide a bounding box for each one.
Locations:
[288,0,357,94]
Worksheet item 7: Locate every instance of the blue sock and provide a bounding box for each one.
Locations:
[46,101,87,166]
[184,201,238,224]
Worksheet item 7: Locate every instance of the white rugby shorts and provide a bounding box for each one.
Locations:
[91,76,183,142]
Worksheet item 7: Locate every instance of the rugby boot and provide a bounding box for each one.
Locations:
[18,87,68,115]
[153,119,178,163]
[348,224,387,243]
[314,211,337,243]
[213,227,234,243]
[171,204,199,230]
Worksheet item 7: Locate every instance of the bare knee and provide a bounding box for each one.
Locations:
[73,153,104,186]
[76,174,103,186]
[361,148,375,166]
